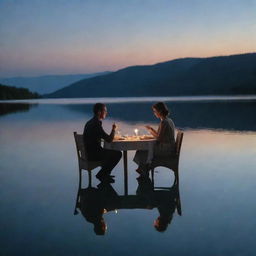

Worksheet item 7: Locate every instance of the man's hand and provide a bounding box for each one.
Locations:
[112,123,117,131]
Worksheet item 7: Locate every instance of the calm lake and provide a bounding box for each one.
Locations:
[1,97,256,256]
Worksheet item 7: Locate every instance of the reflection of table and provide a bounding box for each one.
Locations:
[104,139,156,195]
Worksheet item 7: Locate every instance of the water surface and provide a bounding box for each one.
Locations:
[0,97,256,255]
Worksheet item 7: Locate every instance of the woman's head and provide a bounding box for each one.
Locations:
[152,102,169,119]
[154,216,172,232]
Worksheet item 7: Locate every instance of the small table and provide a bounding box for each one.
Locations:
[104,138,156,195]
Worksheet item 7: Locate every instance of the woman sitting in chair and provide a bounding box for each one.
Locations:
[134,102,176,175]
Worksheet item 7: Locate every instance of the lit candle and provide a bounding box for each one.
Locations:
[134,129,138,136]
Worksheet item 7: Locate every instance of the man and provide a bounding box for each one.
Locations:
[83,103,122,183]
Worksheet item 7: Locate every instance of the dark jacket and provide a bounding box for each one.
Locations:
[83,116,114,161]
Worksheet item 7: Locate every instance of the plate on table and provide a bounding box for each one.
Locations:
[139,135,155,140]
[114,136,126,141]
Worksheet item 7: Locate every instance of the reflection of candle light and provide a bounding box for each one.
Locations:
[134,129,138,136]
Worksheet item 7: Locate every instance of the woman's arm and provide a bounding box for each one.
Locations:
[145,125,158,138]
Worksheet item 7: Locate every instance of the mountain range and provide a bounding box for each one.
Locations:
[0,72,110,94]
[45,53,256,98]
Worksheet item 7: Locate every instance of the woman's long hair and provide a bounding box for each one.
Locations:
[152,102,170,117]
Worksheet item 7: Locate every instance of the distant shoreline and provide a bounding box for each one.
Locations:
[1,95,256,104]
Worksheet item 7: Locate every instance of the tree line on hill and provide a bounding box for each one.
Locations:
[0,84,40,100]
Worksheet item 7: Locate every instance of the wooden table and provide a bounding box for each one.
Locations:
[104,138,156,195]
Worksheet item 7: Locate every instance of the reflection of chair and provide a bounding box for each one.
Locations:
[153,185,182,216]
[73,132,102,214]
[150,131,184,185]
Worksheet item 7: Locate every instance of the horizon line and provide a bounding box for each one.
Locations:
[1,51,255,79]
[1,95,256,104]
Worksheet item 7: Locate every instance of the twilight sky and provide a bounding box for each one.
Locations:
[0,0,256,77]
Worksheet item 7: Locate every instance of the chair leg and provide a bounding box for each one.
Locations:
[151,168,155,186]
[74,168,82,215]
[73,188,80,215]
[79,169,82,189]
[88,171,92,187]
[174,168,179,186]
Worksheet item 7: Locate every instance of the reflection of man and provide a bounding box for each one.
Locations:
[83,103,122,183]
[79,182,120,235]
[80,186,106,235]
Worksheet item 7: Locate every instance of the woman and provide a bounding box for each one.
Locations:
[134,102,176,175]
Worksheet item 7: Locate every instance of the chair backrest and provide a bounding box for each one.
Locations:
[73,132,86,160]
[175,131,184,157]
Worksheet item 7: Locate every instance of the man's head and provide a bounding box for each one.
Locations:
[93,218,107,235]
[93,103,107,120]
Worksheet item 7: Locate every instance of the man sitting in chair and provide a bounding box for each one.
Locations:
[83,103,122,183]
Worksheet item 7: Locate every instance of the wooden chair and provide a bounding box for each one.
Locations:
[150,131,184,186]
[73,132,102,214]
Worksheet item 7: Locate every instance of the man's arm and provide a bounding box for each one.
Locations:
[98,123,115,143]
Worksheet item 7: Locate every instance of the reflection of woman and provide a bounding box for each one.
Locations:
[136,176,181,232]
[134,102,176,174]
[153,186,180,232]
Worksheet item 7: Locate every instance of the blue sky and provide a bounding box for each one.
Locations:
[0,0,255,77]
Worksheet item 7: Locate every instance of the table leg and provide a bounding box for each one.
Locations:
[123,150,128,195]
